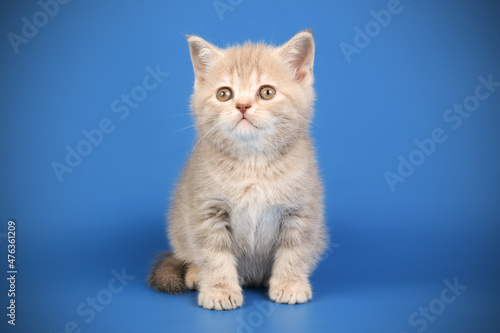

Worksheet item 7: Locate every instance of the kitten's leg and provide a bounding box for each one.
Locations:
[269,215,314,304]
[185,264,199,290]
[195,205,243,310]
[197,252,242,310]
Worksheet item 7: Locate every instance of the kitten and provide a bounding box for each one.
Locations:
[149,30,327,310]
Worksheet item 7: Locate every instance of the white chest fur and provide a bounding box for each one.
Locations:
[229,192,283,284]
[230,200,282,255]
[219,161,292,252]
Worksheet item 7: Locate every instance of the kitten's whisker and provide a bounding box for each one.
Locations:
[214,129,225,152]
[277,130,291,156]
[278,122,301,156]
[170,119,215,136]
[172,112,195,117]
[170,124,196,135]
[192,123,218,153]
[295,113,321,129]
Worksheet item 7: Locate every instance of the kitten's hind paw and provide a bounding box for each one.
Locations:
[198,286,243,310]
[185,264,199,290]
[269,281,312,304]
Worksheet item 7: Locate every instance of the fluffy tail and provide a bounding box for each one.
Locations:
[148,251,187,294]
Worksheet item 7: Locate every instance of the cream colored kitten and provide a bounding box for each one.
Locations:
[149,30,327,310]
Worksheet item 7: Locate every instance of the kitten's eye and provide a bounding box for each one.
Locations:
[216,87,233,102]
[259,86,276,100]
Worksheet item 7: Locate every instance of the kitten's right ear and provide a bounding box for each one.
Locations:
[186,35,223,82]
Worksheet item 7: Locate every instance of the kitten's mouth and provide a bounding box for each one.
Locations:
[236,117,257,129]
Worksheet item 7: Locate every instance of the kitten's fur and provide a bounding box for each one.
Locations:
[149,30,327,310]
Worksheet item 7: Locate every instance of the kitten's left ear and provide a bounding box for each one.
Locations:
[277,30,315,83]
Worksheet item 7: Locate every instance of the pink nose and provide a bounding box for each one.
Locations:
[236,103,251,114]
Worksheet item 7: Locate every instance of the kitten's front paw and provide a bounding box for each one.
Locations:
[269,280,312,304]
[198,286,243,310]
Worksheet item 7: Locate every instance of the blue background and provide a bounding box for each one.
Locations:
[1,0,499,332]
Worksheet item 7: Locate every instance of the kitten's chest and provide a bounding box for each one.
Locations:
[207,156,305,251]
[230,202,282,255]
[216,160,299,207]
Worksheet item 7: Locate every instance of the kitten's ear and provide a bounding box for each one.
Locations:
[186,35,223,82]
[277,30,315,83]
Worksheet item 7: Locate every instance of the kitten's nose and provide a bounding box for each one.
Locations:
[236,103,251,114]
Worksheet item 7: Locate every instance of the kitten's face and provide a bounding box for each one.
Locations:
[188,31,315,156]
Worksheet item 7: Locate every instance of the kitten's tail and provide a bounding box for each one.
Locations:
[148,251,187,294]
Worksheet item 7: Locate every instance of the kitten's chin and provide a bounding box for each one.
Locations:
[228,119,264,143]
